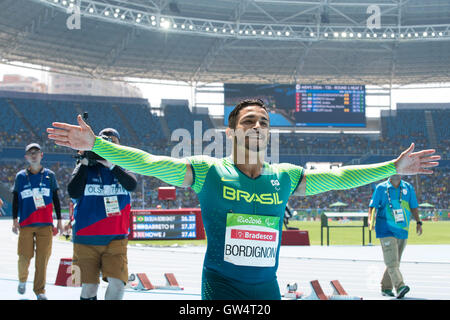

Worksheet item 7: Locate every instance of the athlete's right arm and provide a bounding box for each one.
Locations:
[92,136,194,187]
[47,115,194,188]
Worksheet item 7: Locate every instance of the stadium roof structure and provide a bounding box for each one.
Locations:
[1,0,449,85]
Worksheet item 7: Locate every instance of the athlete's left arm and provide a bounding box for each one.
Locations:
[293,143,440,196]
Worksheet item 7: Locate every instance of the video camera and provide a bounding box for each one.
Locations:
[73,112,113,166]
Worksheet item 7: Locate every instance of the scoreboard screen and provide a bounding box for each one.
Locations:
[130,209,205,240]
[295,84,365,127]
[224,83,366,127]
[132,214,196,239]
[224,83,295,112]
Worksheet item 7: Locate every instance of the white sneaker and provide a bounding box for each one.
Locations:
[18,282,26,295]
[36,293,48,300]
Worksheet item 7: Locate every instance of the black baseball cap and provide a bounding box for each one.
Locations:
[25,143,42,152]
[99,128,120,141]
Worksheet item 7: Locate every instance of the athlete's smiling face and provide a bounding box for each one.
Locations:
[232,105,270,151]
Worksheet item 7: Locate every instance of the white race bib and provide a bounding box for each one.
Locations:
[104,196,121,217]
[224,213,279,267]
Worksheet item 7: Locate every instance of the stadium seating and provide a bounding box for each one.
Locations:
[380,110,429,151]
[278,133,371,155]
[0,92,448,215]
[0,91,446,159]
[1,160,446,216]
[431,110,450,159]
[0,98,29,146]
[164,104,214,136]
[0,92,171,150]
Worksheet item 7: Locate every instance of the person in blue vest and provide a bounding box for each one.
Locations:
[369,174,422,299]
[11,143,63,300]
[67,128,137,300]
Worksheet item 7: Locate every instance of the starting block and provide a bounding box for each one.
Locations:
[164,273,183,290]
[300,280,363,300]
[330,280,348,296]
[133,273,155,291]
[302,280,329,300]
[128,272,184,291]
[328,280,362,300]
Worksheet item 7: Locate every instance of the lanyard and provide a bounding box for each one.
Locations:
[386,185,402,210]
[95,165,116,191]
[26,167,45,192]
[96,166,105,190]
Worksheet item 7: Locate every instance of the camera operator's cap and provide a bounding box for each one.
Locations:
[98,128,120,141]
[25,143,42,152]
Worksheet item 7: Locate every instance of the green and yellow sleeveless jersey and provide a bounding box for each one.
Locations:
[188,155,303,284]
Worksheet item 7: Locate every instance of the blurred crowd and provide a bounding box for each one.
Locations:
[1,105,448,212]
[0,130,73,153]
[0,130,34,148]
[278,131,433,156]
[1,130,447,160]
[0,162,73,207]
[287,169,449,211]
[0,161,448,212]
[0,161,200,211]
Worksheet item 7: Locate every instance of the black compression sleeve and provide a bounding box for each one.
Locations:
[12,192,19,220]
[52,190,62,220]
[67,164,88,199]
[111,166,138,192]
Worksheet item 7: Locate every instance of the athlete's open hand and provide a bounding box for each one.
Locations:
[47,115,96,151]
[394,143,440,175]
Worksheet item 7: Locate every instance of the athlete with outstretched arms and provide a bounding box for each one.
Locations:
[47,99,440,300]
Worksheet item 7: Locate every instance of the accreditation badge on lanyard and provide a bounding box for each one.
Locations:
[387,187,405,224]
[97,168,121,217]
[28,170,46,210]
[32,189,46,209]
[393,208,404,223]
[104,196,121,217]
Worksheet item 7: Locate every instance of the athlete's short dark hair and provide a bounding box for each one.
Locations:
[228,99,268,129]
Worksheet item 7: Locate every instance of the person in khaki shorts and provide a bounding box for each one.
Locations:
[67,128,136,300]
[72,238,129,287]
[369,175,422,299]
[11,143,63,300]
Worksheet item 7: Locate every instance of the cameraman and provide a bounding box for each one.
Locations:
[67,128,137,300]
